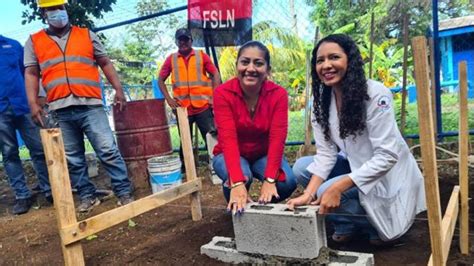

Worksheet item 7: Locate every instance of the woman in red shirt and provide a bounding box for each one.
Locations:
[212,41,297,214]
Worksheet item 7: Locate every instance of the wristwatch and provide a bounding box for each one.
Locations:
[264,177,277,184]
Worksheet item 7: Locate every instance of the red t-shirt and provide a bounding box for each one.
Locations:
[159,49,217,116]
[213,78,289,184]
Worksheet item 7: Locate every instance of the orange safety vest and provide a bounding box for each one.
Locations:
[31,26,101,103]
[170,50,213,108]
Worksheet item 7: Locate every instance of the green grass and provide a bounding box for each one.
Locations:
[11,93,474,160]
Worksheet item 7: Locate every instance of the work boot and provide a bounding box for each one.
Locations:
[117,193,134,206]
[12,198,33,215]
[77,197,100,213]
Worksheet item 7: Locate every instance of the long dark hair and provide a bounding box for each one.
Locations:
[311,34,369,141]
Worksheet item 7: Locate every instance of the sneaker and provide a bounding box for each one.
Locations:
[45,194,54,204]
[12,198,33,215]
[31,183,41,192]
[77,197,100,213]
[117,194,134,206]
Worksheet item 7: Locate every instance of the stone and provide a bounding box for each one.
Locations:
[232,203,326,259]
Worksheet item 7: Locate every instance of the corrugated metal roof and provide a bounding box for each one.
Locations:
[439,15,474,31]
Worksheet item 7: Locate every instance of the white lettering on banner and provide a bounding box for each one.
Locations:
[202,9,235,29]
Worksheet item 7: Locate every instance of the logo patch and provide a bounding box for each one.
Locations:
[377,95,391,111]
[1,44,12,49]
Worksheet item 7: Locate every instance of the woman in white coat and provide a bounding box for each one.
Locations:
[288,34,426,245]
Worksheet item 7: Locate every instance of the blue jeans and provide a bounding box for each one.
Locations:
[212,154,297,202]
[0,107,51,199]
[292,155,379,239]
[52,105,131,199]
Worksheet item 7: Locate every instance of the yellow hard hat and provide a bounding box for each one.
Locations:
[37,0,68,8]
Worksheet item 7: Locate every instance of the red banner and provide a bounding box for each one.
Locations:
[188,0,252,47]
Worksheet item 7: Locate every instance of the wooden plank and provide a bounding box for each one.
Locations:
[40,129,85,266]
[176,107,202,221]
[411,36,444,266]
[60,179,202,245]
[428,186,460,265]
[458,61,469,255]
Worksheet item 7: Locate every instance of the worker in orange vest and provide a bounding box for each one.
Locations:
[24,0,133,213]
[158,28,221,171]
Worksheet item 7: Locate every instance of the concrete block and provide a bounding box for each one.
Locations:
[232,203,326,259]
[201,236,264,264]
[201,236,374,265]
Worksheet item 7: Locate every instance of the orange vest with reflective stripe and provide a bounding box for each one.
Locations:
[170,50,213,108]
[31,26,101,103]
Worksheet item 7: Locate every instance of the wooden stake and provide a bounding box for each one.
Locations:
[177,107,202,221]
[411,36,443,266]
[60,179,201,245]
[40,129,85,266]
[458,61,469,255]
[428,186,460,265]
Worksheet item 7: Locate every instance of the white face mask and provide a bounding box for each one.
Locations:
[46,9,69,29]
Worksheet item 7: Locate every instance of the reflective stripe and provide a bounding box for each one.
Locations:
[172,53,180,83]
[45,77,101,91]
[175,95,211,101]
[190,95,211,101]
[175,95,190,100]
[40,55,96,71]
[172,81,212,88]
[195,51,203,83]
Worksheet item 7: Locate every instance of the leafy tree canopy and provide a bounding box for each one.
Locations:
[20,0,117,28]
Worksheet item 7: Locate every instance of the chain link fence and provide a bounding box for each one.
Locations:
[95,0,474,146]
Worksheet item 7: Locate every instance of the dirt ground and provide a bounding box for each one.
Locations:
[0,147,473,265]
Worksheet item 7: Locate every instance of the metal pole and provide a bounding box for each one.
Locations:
[92,5,187,32]
[432,0,443,140]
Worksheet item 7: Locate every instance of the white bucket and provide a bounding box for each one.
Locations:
[85,152,98,177]
[147,155,182,193]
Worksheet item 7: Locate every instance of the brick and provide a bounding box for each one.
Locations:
[201,236,374,265]
[232,203,326,259]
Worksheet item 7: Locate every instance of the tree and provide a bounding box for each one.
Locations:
[20,0,117,28]
[103,0,181,89]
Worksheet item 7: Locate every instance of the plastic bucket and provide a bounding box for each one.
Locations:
[147,155,182,193]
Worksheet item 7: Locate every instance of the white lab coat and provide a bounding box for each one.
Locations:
[307,80,426,241]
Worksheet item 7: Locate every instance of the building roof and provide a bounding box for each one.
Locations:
[439,16,474,31]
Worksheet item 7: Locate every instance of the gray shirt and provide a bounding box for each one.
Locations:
[24,26,107,110]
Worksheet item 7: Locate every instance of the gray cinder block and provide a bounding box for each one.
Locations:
[232,203,326,259]
[201,236,374,265]
[200,236,265,264]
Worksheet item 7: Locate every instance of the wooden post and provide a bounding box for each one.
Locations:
[177,107,202,221]
[40,129,85,266]
[411,36,443,266]
[458,61,469,255]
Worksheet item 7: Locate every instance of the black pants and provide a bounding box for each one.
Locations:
[176,108,215,168]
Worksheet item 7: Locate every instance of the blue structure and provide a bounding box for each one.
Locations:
[439,16,474,98]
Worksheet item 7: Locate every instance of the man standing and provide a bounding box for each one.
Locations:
[0,34,51,215]
[24,0,133,212]
[158,28,221,169]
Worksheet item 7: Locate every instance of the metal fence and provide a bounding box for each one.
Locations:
[94,0,474,144]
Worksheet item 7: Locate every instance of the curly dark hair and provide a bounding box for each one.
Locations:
[311,34,370,141]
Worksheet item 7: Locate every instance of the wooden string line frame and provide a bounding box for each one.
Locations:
[40,107,202,265]
[412,36,469,266]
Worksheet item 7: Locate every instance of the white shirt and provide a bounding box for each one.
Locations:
[307,80,426,241]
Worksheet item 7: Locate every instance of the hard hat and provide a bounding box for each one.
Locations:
[37,0,68,8]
